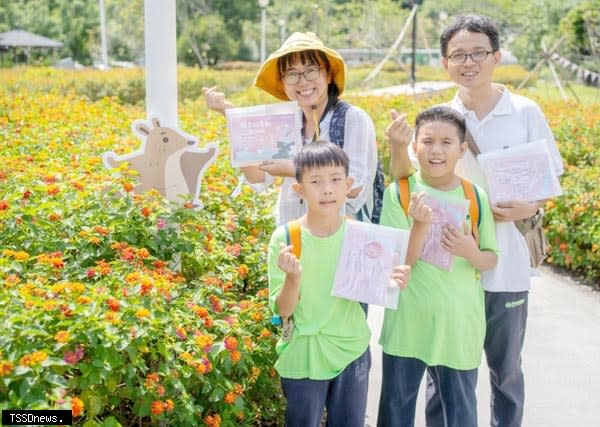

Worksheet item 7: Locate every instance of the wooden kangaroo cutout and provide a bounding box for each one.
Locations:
[102,117,218,208]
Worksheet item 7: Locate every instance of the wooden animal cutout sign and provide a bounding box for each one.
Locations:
[102,117,218,208]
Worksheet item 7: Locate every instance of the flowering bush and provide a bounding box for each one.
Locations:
[538,99,600,283]
[0,87,283,425]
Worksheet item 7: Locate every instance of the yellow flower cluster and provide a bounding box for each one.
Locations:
[19,351,48,367]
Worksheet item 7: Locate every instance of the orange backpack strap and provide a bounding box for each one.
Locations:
[284,220,302,258]
[396,177,411,217]
[460,178,481,245]
[273,220,302,329]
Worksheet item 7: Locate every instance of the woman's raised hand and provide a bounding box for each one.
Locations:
[203,86,235,116]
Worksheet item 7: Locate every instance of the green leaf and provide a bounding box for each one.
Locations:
[89,396,105,417]
[208,387,224,402]
[19,376,35,398]
[13,366,32,376]
[99,416,123,427]
[45,373,67,388]
[89,370,101,385]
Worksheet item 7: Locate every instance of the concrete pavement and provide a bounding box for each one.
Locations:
[365,266,600,426]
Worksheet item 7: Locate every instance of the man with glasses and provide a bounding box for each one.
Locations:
[388,14,563,427]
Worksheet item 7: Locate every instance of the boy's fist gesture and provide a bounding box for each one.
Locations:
[408,192,432,225]
[386,109,413,148]
[278,243,302,277]
[390,264,411,290]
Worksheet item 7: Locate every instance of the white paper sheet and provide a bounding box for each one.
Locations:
[477,139,563,204]
[419,194,469,271]
[225,102,302,167]
[332,221,409,309]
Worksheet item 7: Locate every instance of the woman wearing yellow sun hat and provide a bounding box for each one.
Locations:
[205,32,381,427]
[204,32,381,226]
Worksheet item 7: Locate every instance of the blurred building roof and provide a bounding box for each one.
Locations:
[0,29,63,48]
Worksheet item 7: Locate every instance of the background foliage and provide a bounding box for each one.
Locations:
[0,72,284,426]
[1,0,598,75]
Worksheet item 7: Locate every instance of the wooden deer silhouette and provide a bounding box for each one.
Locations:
[103,117,218,208]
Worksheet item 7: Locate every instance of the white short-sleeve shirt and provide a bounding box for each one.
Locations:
[450,85,564,292]
[250,104,378,226]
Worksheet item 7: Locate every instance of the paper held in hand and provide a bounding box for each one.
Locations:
[331,221,409,309]
[477,139,563,204]
[419,194,469,271]
[225,102,302,167]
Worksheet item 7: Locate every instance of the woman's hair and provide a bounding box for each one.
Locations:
[278,50,329,75]
[294,141,349,182]
[414,105,466,143]
[440,14,500,58]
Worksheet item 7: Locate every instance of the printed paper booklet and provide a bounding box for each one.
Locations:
[477,139,563,204]
[419,194,469,271]
[225,102,302,167]
[331,220,409,309]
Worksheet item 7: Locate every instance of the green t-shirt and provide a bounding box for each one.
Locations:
[268,220,371,380]
[379,173,498,370]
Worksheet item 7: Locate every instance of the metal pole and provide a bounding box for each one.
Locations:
[279,18,286,45]
[363,4,418,84]
[99,0,109,69]
[260,7,267,63]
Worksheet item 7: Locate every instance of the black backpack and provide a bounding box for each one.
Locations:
[328,101,385,224]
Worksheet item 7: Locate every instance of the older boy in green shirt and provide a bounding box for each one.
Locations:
[377,106,499,427]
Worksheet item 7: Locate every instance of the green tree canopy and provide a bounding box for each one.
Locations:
[0,0,595,71]
[560,0,600,72]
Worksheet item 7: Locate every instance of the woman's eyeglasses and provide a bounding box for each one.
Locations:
[447,50,495,64]
[282,67,324,85]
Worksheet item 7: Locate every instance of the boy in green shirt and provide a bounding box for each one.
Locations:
[377,106,499,427]
[268,141,411,427]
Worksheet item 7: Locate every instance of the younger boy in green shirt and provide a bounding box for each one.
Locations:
[377,106,499,427]
[268,141,411,427]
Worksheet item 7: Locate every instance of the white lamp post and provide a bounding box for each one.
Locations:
[144,0,178,127]
[98,0,109,69]
[259,0,269,63]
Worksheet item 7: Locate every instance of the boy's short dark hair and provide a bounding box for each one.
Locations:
[294,141,349,182]
[415,105,466,143]
[440,14,500,58]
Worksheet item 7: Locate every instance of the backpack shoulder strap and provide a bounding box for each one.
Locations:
[463,129,481,157]
[460,177,481,245]
[396,174,482,244]
[328,100,351,148]
[284,220,302,258]
[397,176,411,217]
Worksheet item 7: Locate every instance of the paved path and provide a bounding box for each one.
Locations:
[354,81,456,98]
[365,266,600,427]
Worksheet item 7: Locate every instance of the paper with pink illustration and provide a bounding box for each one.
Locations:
[420,194,469,271]
[477,139,563,204]
[225,102,302,167]
[332,220,409,309]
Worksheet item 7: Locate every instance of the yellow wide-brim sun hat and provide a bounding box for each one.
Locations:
[254,32,346,101]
